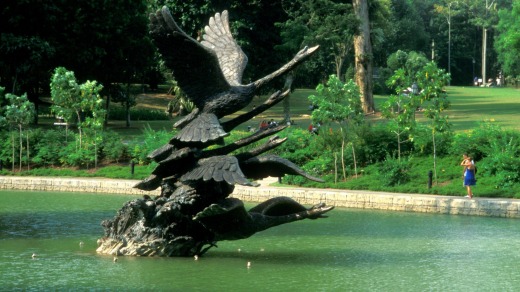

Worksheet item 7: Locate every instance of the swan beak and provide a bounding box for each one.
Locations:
[296,45,319,59]
[307,45,320,54]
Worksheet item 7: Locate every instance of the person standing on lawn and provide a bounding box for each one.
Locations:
[461,153,476,198]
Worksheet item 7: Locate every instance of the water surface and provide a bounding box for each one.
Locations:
[1,190,519,291]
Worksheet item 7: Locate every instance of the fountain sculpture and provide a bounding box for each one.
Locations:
[97,6,333,257]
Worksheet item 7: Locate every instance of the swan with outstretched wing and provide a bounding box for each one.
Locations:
[136,7,321,192]
[99,6,333,258]
[150,6,318,145]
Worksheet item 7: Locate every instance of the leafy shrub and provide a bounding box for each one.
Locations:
[0,131,11,160]
[301,155,334,177]
[413,124,453,157]
[449,121,519,161]
[129,125,173,164]
[89,164,153,179]
[274,127,321,165]
[0,131,13,166]
[99,130,129,163]
[0,128,43,168]
[377,156,411,186]
[481,154,520,189]
[283,174,307,186]
[449,121,520,189]
[31,129,67,166]
[354,122,404,165]
[59,141,96,167]
[220,130,265,155]
[476,130,520,189]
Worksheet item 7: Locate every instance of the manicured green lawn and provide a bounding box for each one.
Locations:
[229,86,520,133]
[443,86,520,131]
[38,85,519,136]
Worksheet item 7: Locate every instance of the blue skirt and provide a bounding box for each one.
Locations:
[464,169,476,186]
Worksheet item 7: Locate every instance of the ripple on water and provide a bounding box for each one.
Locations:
[1,192,520,290]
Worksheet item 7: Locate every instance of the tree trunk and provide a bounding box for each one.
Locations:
[126,101,131,128]
[432,130,438,185]
[335,54,344,81]
[481,27,487,87]
[76,111,82,149]
[11,131,15,172]
[95,131,98,169]
[341,137,346,181]
[340,127,348,181]
[105,94,110,127]
[353,0,375,114]
[334,152,338,184]
[126,83,132,127]
[282,73,294,125]
[397,131,401,162]
[26,131,30,171]
[351,142,358,178]
[19,125,22,172]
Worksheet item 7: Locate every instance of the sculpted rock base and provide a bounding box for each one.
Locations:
[97,192,333,257]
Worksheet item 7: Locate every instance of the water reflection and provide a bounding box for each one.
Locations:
[1,190,520,291]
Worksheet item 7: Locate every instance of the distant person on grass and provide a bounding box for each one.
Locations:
[461,153,476,199]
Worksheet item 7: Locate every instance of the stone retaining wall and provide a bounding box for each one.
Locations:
[232,185,520,218]
[1,176,519,218]
[0,176,160,196]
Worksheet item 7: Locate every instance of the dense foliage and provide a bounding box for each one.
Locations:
[277,120,520,198]
[1,0,518,115]
[0,125,171,171]
[0,0,154,114]
[495,1,520,81]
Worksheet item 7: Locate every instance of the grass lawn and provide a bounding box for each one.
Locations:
[442,86,520,132]
[125,85,520,134]
[37,85,519,135]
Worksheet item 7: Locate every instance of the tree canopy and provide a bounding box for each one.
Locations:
[0,0,154,105]
[495,1,520,78]
[277,0,359,84]
[0,0,516,110]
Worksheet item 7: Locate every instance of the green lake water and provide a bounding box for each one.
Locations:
[1,190,520,291]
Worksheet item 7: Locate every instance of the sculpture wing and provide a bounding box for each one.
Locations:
[201,11,248,86]
[149,7,230,109]
[181,156,254,186]
[134,147,197,191]
[172,113,228,146]
[240,154,324,182]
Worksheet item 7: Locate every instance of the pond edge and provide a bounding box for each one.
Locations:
[1,176,518,219]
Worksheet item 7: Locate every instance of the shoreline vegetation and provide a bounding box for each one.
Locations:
[1,85,519,198]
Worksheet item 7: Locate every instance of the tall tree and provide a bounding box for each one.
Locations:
[460,0,511,86]
[353,0,375,113]
[434,1,464,85]
[382,68,419,161]
[308,74,364,182]
[386,0,430,54]
[382,50,429,160]
[417,62,451,184]
[495,1,520,81]
[2,92,35,171]
[50,67,104,150]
